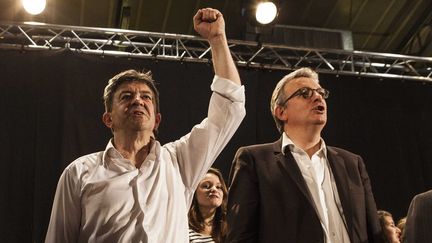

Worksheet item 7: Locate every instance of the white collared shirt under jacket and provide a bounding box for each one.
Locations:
[282,133,351,243]
[45,76,246,243]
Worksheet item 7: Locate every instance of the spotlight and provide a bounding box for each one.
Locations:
[22,0,46,15]
[255,2,278,25]
[242,0,279,42]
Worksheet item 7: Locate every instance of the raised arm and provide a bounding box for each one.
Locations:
[193,8,241,86]
[173,8,245,198]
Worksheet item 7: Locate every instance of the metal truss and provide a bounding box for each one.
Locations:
[1,21,432,82]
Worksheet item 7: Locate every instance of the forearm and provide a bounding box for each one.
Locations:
[209,34,241,86]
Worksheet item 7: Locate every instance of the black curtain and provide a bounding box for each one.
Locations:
[0,49,431,243]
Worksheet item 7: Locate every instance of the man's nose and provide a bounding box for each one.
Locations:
[311,90,324,101]
[132,94,144,105]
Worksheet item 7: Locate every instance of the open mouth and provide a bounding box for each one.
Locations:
[131,108,147,116]
[133,111,145,115]
[313,105,325,112]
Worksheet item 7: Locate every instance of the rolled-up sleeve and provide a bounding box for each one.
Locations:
[171,75,246,201]
[211,75,245,103]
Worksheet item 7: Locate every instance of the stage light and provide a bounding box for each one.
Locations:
[255,2,277,25]
[22,0,46,15]
[242,0,279,42]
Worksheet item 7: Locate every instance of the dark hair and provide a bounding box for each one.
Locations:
[103,69,160,134]
[377,210,393,243]
[188,168,228,243]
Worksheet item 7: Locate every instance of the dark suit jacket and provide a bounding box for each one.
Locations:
[226,138,382,243]
[404,190,432,243]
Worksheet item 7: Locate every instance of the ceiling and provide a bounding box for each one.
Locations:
[1,0,432,56]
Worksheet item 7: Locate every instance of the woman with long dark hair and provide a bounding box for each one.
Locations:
[188,168,228,243]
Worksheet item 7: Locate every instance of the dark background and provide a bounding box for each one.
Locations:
[1,49,431,243]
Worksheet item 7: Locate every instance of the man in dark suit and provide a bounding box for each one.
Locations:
[403,190,432,243]
[226,68,382,243]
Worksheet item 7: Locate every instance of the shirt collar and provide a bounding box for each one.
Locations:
[281,132,327,158]
[102,139,121,167]
[101,138,158,168]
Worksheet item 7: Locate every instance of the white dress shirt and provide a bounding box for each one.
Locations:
[282,133,351,243]
[45,76,246,243]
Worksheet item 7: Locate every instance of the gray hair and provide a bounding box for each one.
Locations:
[270,67,319,133]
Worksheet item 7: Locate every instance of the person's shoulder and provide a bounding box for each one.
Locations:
[413,189,432,202]
[188,228,214,242]
[327,146,359,158]
[234,141,280,162]
[237,141,278,153]
[64,151,104,174]
[409,190,432,215]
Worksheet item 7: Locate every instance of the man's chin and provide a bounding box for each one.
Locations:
[129,123,154,132]
[312,120,326,126]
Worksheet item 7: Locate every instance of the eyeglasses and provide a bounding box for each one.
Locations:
[282,87,330,105]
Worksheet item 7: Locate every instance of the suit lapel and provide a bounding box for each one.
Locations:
[326,147,355,238]
[274,139,320,216]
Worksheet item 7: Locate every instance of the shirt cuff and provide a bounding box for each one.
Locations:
[210,75,245,103]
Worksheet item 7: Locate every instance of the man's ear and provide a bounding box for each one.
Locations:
[102,112,113,128]
[274,105,288,122]
[153,113,162,131]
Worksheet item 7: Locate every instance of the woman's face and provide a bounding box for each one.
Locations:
[196,173,224,210]
[383,216,401,243]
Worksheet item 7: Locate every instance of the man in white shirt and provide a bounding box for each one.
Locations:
[45,8,245,243]
[227,68,382,243]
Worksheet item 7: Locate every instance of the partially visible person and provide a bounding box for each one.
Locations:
[396,217,406,242]
[403,190,432,243]
[188,168,228,243]
[378,210,401,243]
[45,8,245,243]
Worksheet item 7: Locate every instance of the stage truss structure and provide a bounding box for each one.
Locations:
[1,21,432,82]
